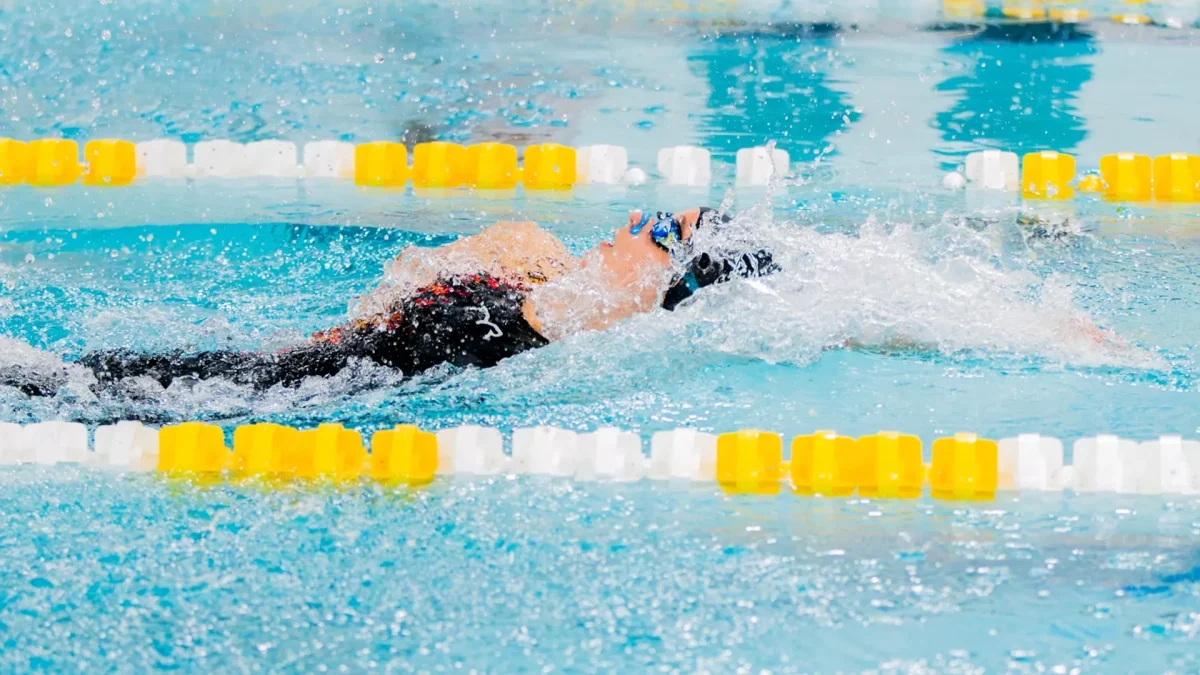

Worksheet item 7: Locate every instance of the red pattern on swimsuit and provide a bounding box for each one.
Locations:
[309,274,528,346]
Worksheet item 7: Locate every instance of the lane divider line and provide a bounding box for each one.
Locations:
[5,137,1195,204]
[2,421,1198,499]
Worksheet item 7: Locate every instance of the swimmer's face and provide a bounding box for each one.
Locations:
[588,207,703,286]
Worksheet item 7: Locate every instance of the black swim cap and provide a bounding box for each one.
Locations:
[660,207,780,311]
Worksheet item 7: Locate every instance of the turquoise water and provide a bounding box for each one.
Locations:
[2,470,1199,672]
[3,0,1200,670]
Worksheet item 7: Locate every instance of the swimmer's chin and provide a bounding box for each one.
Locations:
[578,248,605,270]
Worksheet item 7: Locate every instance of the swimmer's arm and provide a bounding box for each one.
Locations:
[837,317,1122,354]
[352,221,576,317]
[836,337,931,354]
[388,220,575,286]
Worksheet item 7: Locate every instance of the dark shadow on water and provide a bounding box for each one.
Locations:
[926,20,1094,44]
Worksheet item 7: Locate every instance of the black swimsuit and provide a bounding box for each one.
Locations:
[6,274,548,396]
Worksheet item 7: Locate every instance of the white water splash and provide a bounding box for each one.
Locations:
[656,207,1162,370]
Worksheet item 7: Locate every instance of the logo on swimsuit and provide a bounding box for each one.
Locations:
[467,306,504,341]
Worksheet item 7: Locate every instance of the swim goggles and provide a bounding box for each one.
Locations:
[629,210,683,251]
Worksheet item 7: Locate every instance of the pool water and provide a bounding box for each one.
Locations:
[3,0,1200,670]
[3,470,1199,672]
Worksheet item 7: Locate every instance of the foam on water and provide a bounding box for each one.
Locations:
[669,205,1163,370]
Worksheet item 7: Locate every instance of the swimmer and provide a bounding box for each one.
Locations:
[3,207,778,397]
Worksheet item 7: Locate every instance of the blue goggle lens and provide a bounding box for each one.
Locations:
[630,211,682,250]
